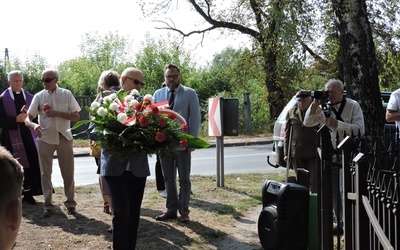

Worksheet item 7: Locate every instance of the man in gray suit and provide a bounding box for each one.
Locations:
[97,67,150,249]
[153,64,201,222]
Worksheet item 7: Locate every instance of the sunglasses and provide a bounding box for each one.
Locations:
[41,77,56,83]
[125,76,144,86]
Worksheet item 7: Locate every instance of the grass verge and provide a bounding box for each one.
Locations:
[15,172,288,249]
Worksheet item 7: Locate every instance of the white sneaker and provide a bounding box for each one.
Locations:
[158,190,167,198]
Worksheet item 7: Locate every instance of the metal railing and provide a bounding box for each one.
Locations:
[316,125,399,249]
[72,96,95,138]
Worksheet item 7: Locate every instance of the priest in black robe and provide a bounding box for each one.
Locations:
[0,70,42,204]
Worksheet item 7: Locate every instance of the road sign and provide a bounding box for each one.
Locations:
[208,97,222,136]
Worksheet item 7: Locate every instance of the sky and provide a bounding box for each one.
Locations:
[1,0,251,67]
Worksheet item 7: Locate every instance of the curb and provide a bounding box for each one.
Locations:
[67,138,274,158]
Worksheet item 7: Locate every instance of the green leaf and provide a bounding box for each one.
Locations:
[71,119,92,131]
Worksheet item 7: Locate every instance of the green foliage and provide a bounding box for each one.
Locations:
[20,54,48,93]
[0,62,8,92]
[376,49,400,90]
[58,57,98,95]
[58,31,133,96]
[134,34,196,95]
[1,53,48,94]
[79,31,131,71]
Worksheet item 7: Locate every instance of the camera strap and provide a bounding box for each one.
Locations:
[330,98,346,121]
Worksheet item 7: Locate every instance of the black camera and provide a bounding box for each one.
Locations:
[311,90,330,117]
[311,90,329,101]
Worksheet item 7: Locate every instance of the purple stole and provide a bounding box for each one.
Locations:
[1,88,35,169]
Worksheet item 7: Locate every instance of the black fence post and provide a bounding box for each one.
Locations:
[316,125,334,250]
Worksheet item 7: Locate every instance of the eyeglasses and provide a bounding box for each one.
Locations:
[125,76,144,86]
[41,77,56,83]
[165,75,179,80]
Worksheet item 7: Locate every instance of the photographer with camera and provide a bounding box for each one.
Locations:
[304,79,365,234]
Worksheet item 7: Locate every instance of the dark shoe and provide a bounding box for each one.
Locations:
[103,202,111,214]
[180,214,190,223]
[22,195,37,205]
[43,209,53,218]
[155,211,177,221]
[333,223,343,235]
[67,207,77,215]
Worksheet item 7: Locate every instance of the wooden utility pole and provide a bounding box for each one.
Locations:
[4,48,9,73]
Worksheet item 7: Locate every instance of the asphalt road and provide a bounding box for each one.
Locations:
[51,144,286,187]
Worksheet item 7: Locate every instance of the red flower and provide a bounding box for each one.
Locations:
[149,104,159,114]
[181,123,188,132]
[155,132,166,142]
[139,115,149,127]
[143,98,152,106]
[180,138,188,147]
[135,102,143,112]
[158,117,167,127]
[167,113,176,120]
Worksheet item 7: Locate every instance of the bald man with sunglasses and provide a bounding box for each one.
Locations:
[94,67,150,249]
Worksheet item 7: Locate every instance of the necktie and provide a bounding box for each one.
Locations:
[169,89,175,109]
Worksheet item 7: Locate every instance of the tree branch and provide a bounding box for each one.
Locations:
[154,0,260,41]
[153,20,219,37]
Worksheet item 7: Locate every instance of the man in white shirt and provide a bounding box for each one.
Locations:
[386,89,400,128]
[25,68,81,218]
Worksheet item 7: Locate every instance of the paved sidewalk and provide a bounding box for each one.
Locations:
[71,136,274,157]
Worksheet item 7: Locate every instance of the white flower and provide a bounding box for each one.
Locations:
[103,93,117,103]
[117,113,128,123]
[108,93,117,100]
[124,95,135,102]
[129,99,139,109]
[143,94,153,103]
[130,89,140,96]
[90,101,100,110]
[109,102,120,111]
[103,95,111,103]
[97,107,108,116]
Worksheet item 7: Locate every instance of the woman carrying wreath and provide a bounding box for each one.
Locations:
[91,70,120,217]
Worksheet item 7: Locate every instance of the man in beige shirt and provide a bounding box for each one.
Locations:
[25,68,81,218]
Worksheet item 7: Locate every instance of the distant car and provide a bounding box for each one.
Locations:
[267,91,393,168]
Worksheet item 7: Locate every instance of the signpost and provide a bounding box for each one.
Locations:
[208,97,239,187]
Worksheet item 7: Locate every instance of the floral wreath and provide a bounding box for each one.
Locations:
[71,89,210,160]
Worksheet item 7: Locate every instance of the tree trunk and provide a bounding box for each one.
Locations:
[332,0,384,135]
[262,29,285,120]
